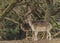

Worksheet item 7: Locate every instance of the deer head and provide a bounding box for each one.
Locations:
[23,6,34,23]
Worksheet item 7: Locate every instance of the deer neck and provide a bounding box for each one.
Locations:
[28,20,35,31]
[28,20,32,26]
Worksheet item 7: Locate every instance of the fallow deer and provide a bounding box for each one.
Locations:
[23,6,52,41]
[24,14,52,41]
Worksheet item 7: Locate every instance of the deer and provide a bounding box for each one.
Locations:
[23,6,52,41]
[24,15,52,41]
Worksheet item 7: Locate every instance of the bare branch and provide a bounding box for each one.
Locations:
[5,17,19,24]
[54,32,60,37]
[0,1,16,22]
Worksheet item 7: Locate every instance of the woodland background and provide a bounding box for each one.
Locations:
[0,0,60,40]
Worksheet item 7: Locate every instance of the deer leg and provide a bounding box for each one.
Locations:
[42,32,45,39]
[26,31,30,40]
[47,31,51,40]
[48,32,51,40]
[47,31,48,39]
[34,31,38,41]
[32,31,35,40]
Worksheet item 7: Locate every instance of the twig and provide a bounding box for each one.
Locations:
[0,0,16,22]
[0,0,27,23]
[53,7,60,16]
[51,17,59,28]
[4,17,19,24]
[53,32,60,37]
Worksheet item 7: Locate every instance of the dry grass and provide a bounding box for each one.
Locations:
[0,39,60,43]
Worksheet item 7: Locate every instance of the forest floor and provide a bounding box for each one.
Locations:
[0,38,60,43]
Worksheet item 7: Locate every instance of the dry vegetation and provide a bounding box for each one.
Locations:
[0,0,60,43]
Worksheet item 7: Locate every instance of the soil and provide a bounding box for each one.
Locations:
[0,38,60,43]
